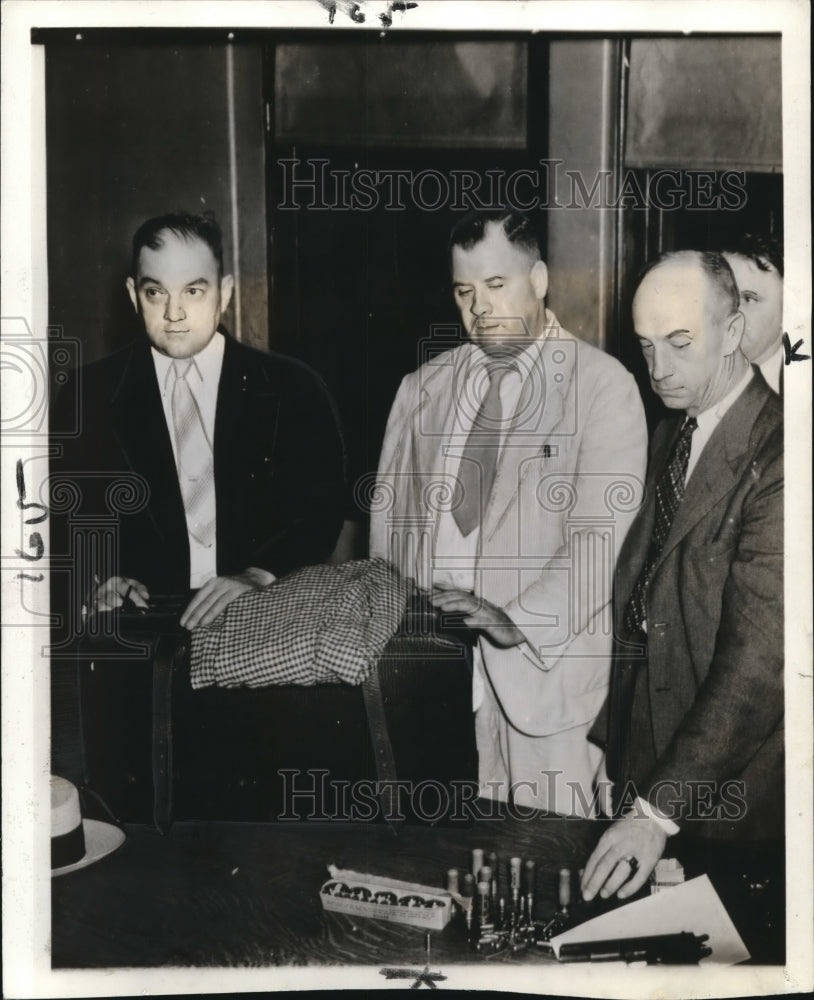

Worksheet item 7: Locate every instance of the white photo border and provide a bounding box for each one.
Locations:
[2,1,811,997]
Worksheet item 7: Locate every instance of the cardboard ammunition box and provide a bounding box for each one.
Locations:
[319,864,453,930]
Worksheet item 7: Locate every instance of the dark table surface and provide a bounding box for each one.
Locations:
[52,812,784,969]
[52,812,607,968]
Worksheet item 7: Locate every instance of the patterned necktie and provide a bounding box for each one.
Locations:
[453,359,516,537]
[171,358,216,547]
[624,416,698,634]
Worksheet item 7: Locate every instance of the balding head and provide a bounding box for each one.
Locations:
[640,250,740,320]
[632,251,748,416]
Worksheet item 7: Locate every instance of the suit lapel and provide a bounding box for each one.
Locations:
[654,375,770,567]
[414,345,472,465]
[109,342,184,543]
[213,334,246,491]
[482,328,576,540]
[408,345,471,522]
[612,419,680,626]
[213,336,278,567]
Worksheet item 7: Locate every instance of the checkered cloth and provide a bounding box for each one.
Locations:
[189,558,411,690]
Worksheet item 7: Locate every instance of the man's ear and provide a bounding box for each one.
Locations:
[723,310,746,355]
[125,276,139,314]
[220,273,235,315]
[530,260,549,301]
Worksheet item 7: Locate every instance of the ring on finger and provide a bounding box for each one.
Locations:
[620,855,638,873]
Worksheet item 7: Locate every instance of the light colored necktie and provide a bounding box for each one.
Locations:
[452,360,515,537]
[171,358,215,547]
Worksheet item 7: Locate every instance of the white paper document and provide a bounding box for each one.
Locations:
[550,875,750,965]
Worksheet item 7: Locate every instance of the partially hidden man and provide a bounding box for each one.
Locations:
[582,251,783,901]
[51,212,346,633]
[371,210,648,815]
[723,233,784,395]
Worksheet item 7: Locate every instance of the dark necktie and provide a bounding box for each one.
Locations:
[453,360,515,537]
[624,416,698,634]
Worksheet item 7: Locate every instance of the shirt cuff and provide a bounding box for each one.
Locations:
[627,796,680,836]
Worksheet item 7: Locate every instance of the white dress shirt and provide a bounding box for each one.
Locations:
[152,332,224,589]
[433,345,536,583]
[758,343,784,395]
[432,323,551,712]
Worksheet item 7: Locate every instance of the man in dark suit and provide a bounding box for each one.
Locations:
[581,250,783,902]
[723,233,784,394]
[51,212,346,633]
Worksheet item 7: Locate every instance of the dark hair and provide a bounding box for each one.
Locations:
[637,249,740,318]
[722,232,784,277]
[131,211,225,277]
[448,209,541,261]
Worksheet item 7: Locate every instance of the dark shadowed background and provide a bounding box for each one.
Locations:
[43,30,782,529]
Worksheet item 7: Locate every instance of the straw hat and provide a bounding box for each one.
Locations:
[51,775,126,876]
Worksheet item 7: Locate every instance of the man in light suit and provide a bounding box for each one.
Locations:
[370,210,647,815]
[582,251,783,902]
[51,212,346,634]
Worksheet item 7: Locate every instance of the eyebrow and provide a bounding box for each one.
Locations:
[137,276,210,288]
[452,275,504,287]
[636,329,692,340]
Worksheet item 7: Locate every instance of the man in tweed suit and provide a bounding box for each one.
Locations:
[371,210,647,815]
[582,251,783,901]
